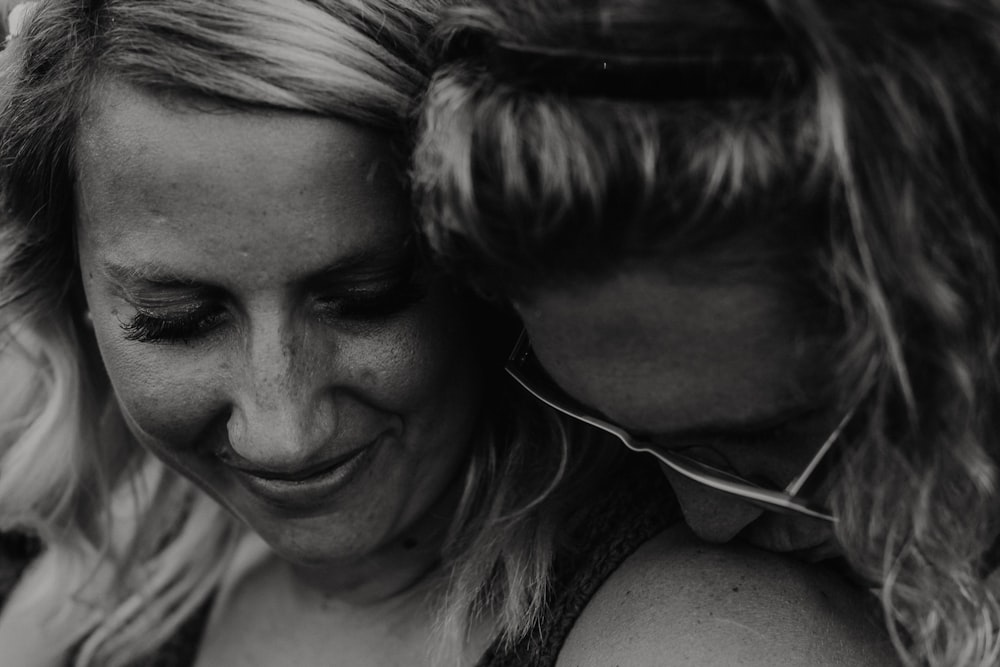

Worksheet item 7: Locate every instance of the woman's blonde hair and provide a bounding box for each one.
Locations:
[414,0,1000,665]
[0,1,612,664]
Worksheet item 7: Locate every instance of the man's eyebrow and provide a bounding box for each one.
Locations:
[525,347,820,440]
[637,404,822,442]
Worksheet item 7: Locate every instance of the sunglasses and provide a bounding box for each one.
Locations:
[506,330,853,523]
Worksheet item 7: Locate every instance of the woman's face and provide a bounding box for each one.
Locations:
[515,257,840,557]
[76,81,484,566]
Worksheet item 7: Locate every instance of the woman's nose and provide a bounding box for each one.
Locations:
[225,315,339,468]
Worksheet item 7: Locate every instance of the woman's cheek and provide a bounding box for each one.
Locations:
[403,305,480,404]
[98,337,226,451]
[340,294,478,408]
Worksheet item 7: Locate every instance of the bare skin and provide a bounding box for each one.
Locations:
[193,525,896,667]
[557,524,897,667]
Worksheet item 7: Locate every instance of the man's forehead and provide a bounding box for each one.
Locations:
[515,265,814,432]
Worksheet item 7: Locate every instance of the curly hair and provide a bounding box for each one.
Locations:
[0,1,615,665]
[413,0,1000,664]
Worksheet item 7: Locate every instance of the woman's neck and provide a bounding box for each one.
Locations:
[201,482,496,666]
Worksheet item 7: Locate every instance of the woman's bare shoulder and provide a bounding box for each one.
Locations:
[557,523,898,667]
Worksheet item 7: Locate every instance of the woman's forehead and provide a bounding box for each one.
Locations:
[74,79,408,290]
[76,79,395,187]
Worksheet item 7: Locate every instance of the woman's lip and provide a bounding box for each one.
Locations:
[223,446,368,482]
[230,443,379,511]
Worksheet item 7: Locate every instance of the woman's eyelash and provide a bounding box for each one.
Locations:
[121,308,226,343]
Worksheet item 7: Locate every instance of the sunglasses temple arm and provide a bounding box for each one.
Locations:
[506,365,835,522]
[623,440,833,522]
[783,404,857,497]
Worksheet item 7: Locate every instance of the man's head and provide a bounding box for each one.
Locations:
[414,0,1000,580]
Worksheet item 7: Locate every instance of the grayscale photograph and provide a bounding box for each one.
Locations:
[0,1,996,665]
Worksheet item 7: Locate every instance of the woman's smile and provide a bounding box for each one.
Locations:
[224,438,383,513]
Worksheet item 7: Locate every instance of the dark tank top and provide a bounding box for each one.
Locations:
[478,458,678,666]
[1,458,677,667]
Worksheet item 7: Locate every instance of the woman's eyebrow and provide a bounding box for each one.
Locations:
[99,242,415,289]
[305,244,416,285]
[101,260,200,288]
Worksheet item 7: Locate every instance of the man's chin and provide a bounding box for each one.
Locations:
[682,504,762,543]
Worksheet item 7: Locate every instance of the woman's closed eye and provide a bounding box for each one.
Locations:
[120,302,227,344]
[117,274,428,345]
[314,276,426,323]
